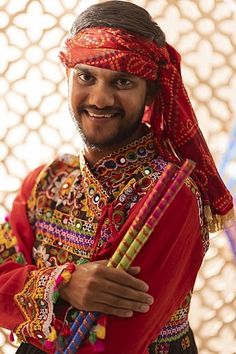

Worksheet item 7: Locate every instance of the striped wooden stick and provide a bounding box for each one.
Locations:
[108,163,177,268]
[59,163,178,354]
[117,159,195,270]
[62,159,195,354]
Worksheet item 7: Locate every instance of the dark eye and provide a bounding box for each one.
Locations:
[116,78,132,88]
[78,73,93,82]
[73,69,94,84]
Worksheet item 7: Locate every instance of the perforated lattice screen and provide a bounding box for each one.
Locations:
[0,1,236,353]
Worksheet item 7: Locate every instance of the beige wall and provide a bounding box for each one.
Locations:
[0,1,235,353]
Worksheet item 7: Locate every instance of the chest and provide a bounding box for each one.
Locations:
[31,157,167,267]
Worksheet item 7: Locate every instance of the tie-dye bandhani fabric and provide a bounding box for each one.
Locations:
[59,27,234,231]
[59,27,169,80]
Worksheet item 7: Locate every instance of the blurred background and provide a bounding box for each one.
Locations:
[0,0,235,353]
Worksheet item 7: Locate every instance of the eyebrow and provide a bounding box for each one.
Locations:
[73,64,137,79]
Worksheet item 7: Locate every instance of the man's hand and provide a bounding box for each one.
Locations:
[60,260,154,317]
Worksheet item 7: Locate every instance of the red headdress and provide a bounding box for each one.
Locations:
[59,27,234,232]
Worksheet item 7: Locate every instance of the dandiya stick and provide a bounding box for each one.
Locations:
[108,163,178,268]
[117,159,195,270]
[60,163,178,354]
[62,163,177,354]
[62,159,195,354]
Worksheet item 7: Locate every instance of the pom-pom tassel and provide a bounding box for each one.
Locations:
[93,339,105,352]
[89,315,107,352]
[55,275,63,287]
[95,315,107,339]
[44,326,58,350]
[44,340,55,350]
[48,326,57,342]
[61,270,72,283]
[94,323,106,340]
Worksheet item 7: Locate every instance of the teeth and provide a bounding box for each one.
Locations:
[88,112,114,118]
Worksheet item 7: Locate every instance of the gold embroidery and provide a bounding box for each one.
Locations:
[14,266,66,342]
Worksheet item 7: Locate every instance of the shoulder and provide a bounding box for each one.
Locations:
[26,153,81,203]
[38,153,81,182]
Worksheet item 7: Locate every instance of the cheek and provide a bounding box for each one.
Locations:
[68,75,88,106]
[120,89,146,113]
[69,85,86,110]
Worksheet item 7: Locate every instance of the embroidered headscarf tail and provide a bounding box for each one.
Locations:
[143,43,234,231]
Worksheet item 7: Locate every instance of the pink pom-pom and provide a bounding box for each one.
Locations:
[4,215,9,223]
[92,339,105,352]
[44,340,55,350]
[55,275,63,287]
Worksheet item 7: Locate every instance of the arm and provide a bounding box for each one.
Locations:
[60,260,153,318]
[0,165,152,353]
[0,166,72,351]
[83,184,205,354]
[0,166,44,331]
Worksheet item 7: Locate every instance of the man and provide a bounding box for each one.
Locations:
[0,1,234,354]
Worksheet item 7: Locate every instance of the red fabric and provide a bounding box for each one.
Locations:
[59,27,233,216]
[59,27,168,80]
[75,183,203,353]
[0,166,44,331]
[145,43,233,214]
[0,165,70,353]
[10,165,44,262]
[1,164,203,354]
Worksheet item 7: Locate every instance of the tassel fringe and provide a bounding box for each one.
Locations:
[205,206,235,233]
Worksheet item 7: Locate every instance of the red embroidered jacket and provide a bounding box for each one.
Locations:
[0,135,208,353]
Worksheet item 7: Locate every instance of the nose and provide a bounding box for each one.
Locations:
[88,82,115,108]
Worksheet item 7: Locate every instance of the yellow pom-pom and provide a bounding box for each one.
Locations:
[95,324,106,339]
[47,326,57,341]
[61,270,72,283]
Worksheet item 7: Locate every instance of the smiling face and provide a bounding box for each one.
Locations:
[67,64,151,155]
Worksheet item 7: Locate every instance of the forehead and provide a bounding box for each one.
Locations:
[73,63,140,80]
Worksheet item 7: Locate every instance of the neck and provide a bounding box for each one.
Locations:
[83,124,148,166]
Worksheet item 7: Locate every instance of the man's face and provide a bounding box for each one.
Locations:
[67,64,149,150]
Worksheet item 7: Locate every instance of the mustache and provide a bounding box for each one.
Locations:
[77,105,125,115]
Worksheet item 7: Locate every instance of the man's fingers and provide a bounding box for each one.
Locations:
[60,261,153,317]
[126,266,141,276]
[103,266,149,292]
[100,279,153,304]
[96,292,152,313]
[96,305,134,318]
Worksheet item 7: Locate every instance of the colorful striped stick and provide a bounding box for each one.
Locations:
[116,159,195,270]
[108,163,178,268]
[57,163,178,354]
[60,163,177,354]
[58,163,177,354]
[61,159,195,354]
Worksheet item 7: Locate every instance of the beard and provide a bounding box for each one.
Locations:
[70,103,146,150]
